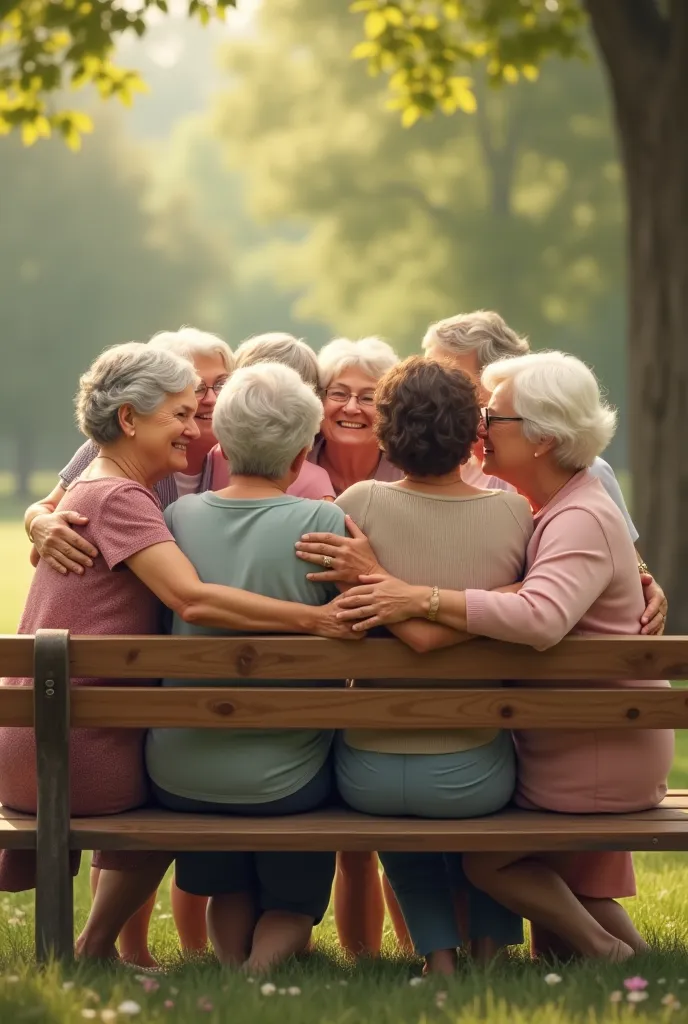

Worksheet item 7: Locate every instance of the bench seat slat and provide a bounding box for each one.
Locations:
[70,802,688,854]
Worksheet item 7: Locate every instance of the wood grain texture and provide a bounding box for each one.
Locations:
[69,685,688,729]
[34,630,73,963]
[69,805,688,853]
[0,687,33,726]
[40,634,688,681]
[0,636,34,679]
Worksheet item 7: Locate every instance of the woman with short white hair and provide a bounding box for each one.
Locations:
[146,362,348,972]
[25,326,234,576]
[310,336,401,496]
[336,350,674,962]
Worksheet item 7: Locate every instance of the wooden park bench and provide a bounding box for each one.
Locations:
[1,629,688,963]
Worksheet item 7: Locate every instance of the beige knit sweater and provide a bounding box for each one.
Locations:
[335,480,533,754]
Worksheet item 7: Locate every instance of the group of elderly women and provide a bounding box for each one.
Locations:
[0,313,671,975]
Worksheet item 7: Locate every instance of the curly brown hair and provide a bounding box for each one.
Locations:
[374,356,480,476]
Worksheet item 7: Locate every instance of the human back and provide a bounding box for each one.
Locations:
[146,362,346,807]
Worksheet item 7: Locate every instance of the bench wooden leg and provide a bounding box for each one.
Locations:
[34,629,73,963]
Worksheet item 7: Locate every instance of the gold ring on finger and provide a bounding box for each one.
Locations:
[322,555,333,569]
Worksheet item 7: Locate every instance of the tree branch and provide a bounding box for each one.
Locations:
[585,0,670,110]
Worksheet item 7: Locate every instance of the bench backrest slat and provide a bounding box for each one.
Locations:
[4,634,688,681]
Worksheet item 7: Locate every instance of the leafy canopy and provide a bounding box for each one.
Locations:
[350,0,588,124]
[0,0,234,148]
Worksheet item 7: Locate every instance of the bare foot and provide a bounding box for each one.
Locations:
[424,949,457,976]
[120,951,160,970]
[604,939,635,963]
[75,934,119,963]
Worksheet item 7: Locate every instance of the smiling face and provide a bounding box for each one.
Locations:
[191,353,230,452]
[320,367,379,453]
[479,380,538,487]
[128,384,201,482]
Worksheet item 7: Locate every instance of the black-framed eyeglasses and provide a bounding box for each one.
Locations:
[481,408,523,430]
[195,378,228,400]
[323,387,376,408]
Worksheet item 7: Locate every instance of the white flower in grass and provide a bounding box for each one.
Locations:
[287,987,301,996]
[626,991,649,1003]
[260,983,276,996]
[117,1001,142,1016]
[544,973,562,986]
[408,977,423,987]
[5,976,20,984]
[661,994,682,1010]
[100,1012,118,1023]
[81,1011,97,1020]
[609,991,623,1003]
[61,981,75,990]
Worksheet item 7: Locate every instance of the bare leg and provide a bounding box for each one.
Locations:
[206,892,256,967]
[425,948,458,975]
[90,864,158,967]
[76,855,172,961]
[246,910,313,973]
[170,874,209,953]
[381,873,413,952]
[463,853,634,962]
[334,851,384,957]
[580,898,649,953]
[530,924,575,961]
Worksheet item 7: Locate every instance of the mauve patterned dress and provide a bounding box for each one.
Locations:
[0,477,173,891]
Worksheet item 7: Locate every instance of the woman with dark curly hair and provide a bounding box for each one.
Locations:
[327,357,533,974]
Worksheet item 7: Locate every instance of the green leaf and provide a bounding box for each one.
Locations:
[401,104,421,127]
[364,11,387,39]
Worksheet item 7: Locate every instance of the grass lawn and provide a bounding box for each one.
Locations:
[2,510,688,1022]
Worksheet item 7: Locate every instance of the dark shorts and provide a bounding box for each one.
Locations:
[154,759,335,922]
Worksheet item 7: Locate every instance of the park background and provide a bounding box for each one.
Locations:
[2,2,688,1021]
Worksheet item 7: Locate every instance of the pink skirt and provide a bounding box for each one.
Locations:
[514,726,674,899]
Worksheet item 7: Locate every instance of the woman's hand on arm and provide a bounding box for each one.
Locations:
[295,515,385,584]
[639,571,667,635]
[334,574,470,633]
[25,482,98,576]
[126,541,363,640]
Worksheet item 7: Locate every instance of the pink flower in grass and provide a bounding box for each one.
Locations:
[623,977,649,992]
[197,997,214,1012]
[163,1001,175,1010]
[139,979,160,994]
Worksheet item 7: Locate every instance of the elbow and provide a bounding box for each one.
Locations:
[526,624,567,652]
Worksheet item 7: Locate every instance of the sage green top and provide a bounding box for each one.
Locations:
[145,492,344,804]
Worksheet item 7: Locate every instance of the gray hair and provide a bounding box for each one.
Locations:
[422,311,529,370]
[317,336,399,390]
[76,342,198,445]
[213,362,324,479]
[482,351,617,470]
[148,326,234,374]
[235,333,318,389]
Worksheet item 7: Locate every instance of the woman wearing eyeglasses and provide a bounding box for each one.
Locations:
[335,351,673,963]
[306,336,415,957]
[310,337,401,497]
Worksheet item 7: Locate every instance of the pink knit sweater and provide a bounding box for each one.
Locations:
[465,470,673,814]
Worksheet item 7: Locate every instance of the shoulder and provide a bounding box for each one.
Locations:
[59,439,99,486]
[164,492,206,529]
[314,499,347,535]
[541,502,611,555]
[496,490,533,535]
[335,480,375,520]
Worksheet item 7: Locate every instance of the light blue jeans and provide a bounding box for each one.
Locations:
[335,731,522,956]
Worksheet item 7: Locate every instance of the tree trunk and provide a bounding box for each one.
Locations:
[587,1,688,630]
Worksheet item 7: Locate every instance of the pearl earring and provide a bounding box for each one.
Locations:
[534,452,539,458]
[130,430,136,438]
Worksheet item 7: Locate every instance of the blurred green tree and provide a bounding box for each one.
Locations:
[214,0,625,437]
[0,118,224,494]
[0,0,234,145]
[348,0,688,626]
